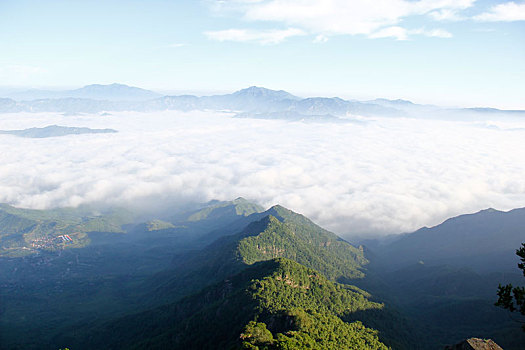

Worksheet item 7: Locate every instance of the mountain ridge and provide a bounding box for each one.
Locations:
[71,258,387,350]
[3,83,161,101]
[149,204,368,305]
[370,206,525,272]
[2,84,523,119]
[0,125,117,138]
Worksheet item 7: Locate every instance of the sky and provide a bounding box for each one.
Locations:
[0,0,524,108]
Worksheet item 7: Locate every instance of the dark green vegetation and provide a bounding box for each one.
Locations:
[71,259,387,349]
[3,199,386,349]
[1,201,524,349]
[150,205,368,304]
[495,243,525,331]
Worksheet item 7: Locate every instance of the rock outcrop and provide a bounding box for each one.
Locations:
[444,338,503,350]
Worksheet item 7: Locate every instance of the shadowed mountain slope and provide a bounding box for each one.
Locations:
[373,207,525,273]
[150,205,368,303]
[358,207,525,349]
[69,258,387,350]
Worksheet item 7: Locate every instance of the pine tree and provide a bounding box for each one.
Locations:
[495,243,525,331]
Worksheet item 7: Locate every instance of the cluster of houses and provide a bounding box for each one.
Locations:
[29,234,73,250]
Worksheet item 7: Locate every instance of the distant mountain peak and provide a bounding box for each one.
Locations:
[75,83,153,93]
[267,204,309,219]
[236,86,273,94]
[479,207,498,213]
[86,83,125,87]
[80,82,146,89]
[374,98,414,105]
[233,86,299,100]
[269,204,286,211]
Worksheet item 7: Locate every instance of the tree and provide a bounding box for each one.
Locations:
[495,243,525,331]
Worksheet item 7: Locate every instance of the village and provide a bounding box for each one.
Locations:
[30,234,74,250]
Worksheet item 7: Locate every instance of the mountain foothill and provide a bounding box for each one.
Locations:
[1,197,524,349]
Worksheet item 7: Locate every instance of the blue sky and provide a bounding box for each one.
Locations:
[0,0,524,108]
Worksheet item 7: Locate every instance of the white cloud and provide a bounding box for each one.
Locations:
[410,27,453,38]
[474,1,525,22]
[1,110,525,239]
[370,26,409,40]
[429,9,465,21]
[370,27,452,40]
[425,28,453,38]
[211,0,474,40]
[205,27,305,44]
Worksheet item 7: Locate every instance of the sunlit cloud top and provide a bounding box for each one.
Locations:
[1,110,525,238]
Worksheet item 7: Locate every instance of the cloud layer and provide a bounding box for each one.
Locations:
[1,111,525,238]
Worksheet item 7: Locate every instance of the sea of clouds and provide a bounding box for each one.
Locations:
[1,110,524,238]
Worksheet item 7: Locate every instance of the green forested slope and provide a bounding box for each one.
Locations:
[186,197,265,222]
[0,201,402,349]
[76,258,387,350]
[0,204,133,256]
[171,197,266,240]
[151,208,367,303]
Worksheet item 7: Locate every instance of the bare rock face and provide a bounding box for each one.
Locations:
[444,338,503,350]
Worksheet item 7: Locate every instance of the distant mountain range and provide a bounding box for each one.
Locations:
[1,84,523,120]
[3,83,161,101]
[0,125,117,138]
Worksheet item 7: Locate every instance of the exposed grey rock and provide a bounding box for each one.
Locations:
[444,337,503,350]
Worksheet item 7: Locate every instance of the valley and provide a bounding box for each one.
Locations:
[0,199,523,349]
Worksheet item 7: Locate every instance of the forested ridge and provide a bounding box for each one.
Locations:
[72,258,387,350]
[149,210,368,304]
[1,200,524,349]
